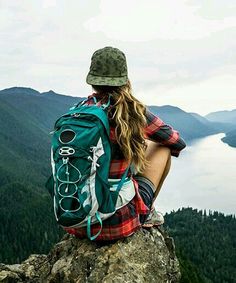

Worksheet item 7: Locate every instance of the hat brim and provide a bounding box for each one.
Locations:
[86,73,128,87]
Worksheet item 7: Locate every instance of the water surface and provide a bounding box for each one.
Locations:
[155,133,236,215]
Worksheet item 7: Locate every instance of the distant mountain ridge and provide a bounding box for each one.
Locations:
[2,86,231,142]
[0,87,83,131]
[148,105,229,141]
[190,112,234,133]
[1,86,235,143]
[205,109,236,148]
[205,109,236,124]
[0,86,41,96]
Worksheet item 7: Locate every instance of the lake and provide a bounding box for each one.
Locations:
[155,133,236,215]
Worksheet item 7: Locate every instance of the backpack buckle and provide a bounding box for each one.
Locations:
[59,147,75,156]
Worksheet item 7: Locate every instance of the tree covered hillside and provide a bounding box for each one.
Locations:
[221,129,236,147]
[204,109,236,149]
[165,208,236,283]
[0,87,82,263]
[148,105,228,141]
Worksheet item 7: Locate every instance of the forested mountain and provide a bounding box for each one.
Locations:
[221,129,236,147]
[190,112,234,133]
[0,87,82,263]
[204,109,236,148]
[0,87,82,181]
[205,109,236,125]
[0,87,81,132]
[148,105,228,140]
[165,208,236,283]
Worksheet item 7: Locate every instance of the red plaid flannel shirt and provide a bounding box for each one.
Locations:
[65,94,186,240]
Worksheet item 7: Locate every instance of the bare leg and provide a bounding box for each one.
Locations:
[141,140,171,205]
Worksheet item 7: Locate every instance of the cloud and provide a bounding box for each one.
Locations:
[189,0,236,20]
[0,0,235,114]
[138,72,236,115]
[84,0,236,41]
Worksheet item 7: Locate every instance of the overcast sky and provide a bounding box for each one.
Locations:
[1,0,236,115]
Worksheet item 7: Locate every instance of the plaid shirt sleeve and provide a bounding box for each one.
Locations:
[145,110,187,157]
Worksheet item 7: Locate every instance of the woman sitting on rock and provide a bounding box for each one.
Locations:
[67,46,186,240]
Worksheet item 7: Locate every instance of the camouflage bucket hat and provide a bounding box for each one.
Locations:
[86,46,128,86]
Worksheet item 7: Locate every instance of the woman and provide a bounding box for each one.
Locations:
[67,46,186,241]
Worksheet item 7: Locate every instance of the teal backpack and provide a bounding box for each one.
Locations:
[45,98,130,240]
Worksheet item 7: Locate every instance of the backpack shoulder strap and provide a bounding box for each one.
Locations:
[71,94,111,110]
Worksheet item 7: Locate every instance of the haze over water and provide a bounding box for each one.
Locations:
[156,133,236,215]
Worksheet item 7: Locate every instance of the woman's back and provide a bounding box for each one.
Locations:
[65,46,186,240]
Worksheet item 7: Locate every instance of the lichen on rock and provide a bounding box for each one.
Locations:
[0,228,181,283]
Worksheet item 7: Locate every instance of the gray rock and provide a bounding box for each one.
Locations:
[0,228,181,283]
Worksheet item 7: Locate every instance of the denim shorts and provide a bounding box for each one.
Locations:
[133,175,155,224]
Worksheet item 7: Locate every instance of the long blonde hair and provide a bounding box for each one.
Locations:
[92,80,147,173]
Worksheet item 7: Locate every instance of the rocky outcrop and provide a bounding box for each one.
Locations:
[0,228,181,283]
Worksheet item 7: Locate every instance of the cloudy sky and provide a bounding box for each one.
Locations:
[1,0,236,115]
